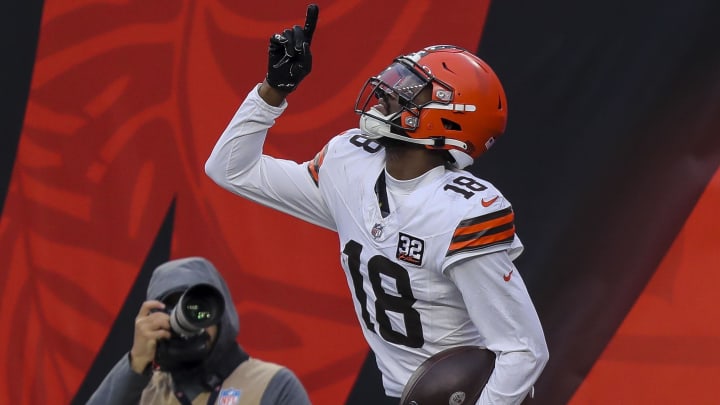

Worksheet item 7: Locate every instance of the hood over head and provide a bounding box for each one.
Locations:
[148,257,247,390]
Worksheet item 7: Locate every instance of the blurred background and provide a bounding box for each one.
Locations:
[1,0,719,404]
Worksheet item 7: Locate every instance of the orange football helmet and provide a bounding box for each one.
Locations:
[355,45,508,168]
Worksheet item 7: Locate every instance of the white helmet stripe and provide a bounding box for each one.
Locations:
[424,103,477,112]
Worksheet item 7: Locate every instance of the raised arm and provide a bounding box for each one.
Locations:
[204,4,335,230]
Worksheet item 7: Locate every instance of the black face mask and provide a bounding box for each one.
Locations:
[154,329,213,372]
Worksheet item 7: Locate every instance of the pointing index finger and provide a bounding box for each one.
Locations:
[303,4,319,45]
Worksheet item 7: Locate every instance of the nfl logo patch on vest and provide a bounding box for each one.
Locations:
[218,388,242,405]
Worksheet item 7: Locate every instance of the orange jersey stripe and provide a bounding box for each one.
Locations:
[447,207,516,256]
[306,144,328,186]
[307,163,319,185]
[448,227,515,255]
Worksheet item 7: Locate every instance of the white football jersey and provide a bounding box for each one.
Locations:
[206,86,547,402]
[309,129,523,395]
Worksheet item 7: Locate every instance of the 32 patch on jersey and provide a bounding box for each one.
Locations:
[397,233,424,266]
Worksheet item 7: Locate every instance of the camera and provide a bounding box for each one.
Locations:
[161,283,225,337]
[151,283,226,371]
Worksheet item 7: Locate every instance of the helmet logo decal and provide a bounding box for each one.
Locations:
[485,137,496,150]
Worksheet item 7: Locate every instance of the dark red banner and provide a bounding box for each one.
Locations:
[3,0,720,404]
[0,1,491,404]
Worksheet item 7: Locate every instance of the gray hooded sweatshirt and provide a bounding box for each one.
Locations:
[87,257,311,405]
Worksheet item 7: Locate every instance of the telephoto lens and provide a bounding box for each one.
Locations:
[169,283,225,336]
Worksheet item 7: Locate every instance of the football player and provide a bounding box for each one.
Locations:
[205,4,549,404]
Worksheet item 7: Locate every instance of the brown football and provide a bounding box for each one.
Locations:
[400,346,496,405]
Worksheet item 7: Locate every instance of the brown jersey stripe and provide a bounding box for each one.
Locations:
[456,207,513,228]
[451,222,514,244]
[448,207,515,256]
[453,209,514,237]
[447,228,516,256]
[306,144,328,186]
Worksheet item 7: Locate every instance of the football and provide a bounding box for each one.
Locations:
[400,346,496,405]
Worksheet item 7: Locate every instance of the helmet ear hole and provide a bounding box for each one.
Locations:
[441,118,461,131]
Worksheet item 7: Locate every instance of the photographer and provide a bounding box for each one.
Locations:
[87,257,311,405]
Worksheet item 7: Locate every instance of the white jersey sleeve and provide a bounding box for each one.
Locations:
[447,253,549,405]
[205,84,336,231]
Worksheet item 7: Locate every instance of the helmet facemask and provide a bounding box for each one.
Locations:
[355,56,470,158]
[356,58,436,141]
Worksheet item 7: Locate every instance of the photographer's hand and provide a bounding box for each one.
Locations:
[130,300,171,374]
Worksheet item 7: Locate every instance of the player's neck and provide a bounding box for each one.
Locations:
[384,146,447,180]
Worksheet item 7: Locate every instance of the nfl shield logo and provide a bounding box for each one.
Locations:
[218,388,242,405]
[371,223,384,239]
[449,391,467,405]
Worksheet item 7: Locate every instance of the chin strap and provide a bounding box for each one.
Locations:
[359,107,472,168]
[358,107,397,139]
[173,385,221,405]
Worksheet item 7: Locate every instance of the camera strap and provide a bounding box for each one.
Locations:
[173,384,221,405]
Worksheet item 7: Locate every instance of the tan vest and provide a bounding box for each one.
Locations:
[139,358,283,405]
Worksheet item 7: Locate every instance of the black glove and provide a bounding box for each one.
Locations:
[266,4,319,93]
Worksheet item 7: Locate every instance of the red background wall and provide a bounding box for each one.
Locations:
[1,0,719,404]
